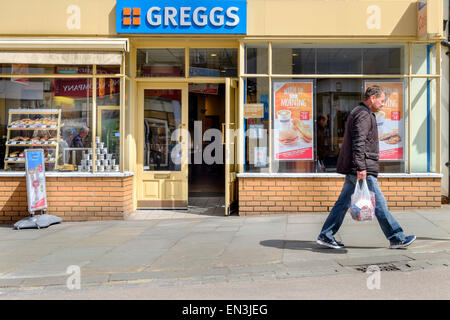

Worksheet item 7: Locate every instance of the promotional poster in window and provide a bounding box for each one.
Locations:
[364,81,404,161]
[273,81,314,161]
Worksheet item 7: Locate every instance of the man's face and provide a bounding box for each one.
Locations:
[369,92,386,112]
[80,131,89,139]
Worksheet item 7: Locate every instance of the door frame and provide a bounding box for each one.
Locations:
[136,82,189,208]
[225,78,239,215]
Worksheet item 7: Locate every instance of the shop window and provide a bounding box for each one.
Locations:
[2,64,92,75]
[0,73,122,173]
[270,45,402,75]
[136,49,185,77]
[244,77,269,172]
[317,49,362,74]
[272,46,315,75]
[143,89,182,172]
[96,76,121,168]
[189,48,237,77]
[363,48,402,74]
[245,44,268,74]
[267,78,407,173]
[96,65,121,75]
[0,77,93,172]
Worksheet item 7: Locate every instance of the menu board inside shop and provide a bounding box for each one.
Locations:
[273,81,314,161]
[364,81,405,161]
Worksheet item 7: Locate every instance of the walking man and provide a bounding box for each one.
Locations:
[316,85,416,249]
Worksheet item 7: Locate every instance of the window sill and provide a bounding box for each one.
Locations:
[237,172,443,178]
[0,171,134,178]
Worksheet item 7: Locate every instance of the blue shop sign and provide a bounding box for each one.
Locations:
[116,0,247,34]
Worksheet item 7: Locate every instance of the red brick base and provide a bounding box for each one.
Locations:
[238,176,442,216]
[0,175,134,224]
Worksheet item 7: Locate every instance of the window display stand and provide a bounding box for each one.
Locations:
[4,109,62,170]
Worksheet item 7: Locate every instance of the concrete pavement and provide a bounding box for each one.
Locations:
[0,205,449,298]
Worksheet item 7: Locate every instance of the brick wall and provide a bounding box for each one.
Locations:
[238,177,442,215]
[0,175,134,224]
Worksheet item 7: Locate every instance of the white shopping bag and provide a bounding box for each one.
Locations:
[350,179,375,221]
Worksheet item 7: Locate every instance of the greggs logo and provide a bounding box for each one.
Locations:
[122,7,141,26]
[116,0,247,34]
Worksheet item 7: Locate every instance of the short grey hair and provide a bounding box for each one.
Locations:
[364,85,385,101]
[79,126,89,134]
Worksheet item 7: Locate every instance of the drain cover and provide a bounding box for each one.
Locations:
[354,263,401,272]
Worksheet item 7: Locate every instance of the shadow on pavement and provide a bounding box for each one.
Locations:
[417,236,450,241]
[259,239,348,254]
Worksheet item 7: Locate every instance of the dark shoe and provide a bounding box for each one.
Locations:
[316,235,345,249]
[389,235,416,249]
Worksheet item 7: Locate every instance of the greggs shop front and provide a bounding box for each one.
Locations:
[0,0,446,223]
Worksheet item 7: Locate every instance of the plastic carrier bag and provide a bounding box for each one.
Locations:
[350,179,375,221]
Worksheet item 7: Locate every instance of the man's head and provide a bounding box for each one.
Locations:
[79,126,89,139]
[364,85,386,113]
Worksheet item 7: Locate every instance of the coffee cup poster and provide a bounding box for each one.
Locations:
[273,81,314,160]
[364,81,404,161]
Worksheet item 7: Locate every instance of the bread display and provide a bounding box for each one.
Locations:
[8,117,59,128]
[4,109,62,169]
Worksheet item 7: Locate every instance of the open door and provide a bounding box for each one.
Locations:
[137,83,188,208]
[225,78,239,215]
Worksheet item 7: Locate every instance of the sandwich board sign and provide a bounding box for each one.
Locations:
[25,149,47,212]
[14,149,61,229]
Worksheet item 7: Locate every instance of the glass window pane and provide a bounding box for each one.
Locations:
[144,89,182,171]
[317,48,361,74]
[363,48,402,74]
[0,77,93,172]
[96,65,121,75]
[245,44,268,74]
[99,109,120,169]
[2,64,92,74]
[137,49,185,77]
[96,77,121,170]
[244,77,269,172]
[272,46,315,74]
[190,49,237,77]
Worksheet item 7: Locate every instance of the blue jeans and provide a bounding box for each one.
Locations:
[318,174,405,243]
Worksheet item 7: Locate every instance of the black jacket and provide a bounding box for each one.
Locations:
[336,102,379,177]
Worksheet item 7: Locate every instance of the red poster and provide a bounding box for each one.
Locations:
[365,81,404,161]
[273,81,314,161]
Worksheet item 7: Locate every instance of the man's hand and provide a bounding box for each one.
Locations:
[357,170,367,180]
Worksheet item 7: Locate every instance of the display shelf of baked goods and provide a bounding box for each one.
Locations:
[4,109,62,170]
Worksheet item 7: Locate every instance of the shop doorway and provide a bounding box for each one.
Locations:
[188,83,225,215]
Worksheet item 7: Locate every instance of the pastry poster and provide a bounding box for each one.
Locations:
[364,81,404,161]
[273,81,314,160]
[25,149,47,212]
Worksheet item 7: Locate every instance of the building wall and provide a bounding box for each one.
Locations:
[238,176,442,215]
[0,0,442,39]
[0,176,134,224]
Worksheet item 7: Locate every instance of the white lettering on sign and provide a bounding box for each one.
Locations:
[210,7,224,27]
[226,7,239,27]
[66,5,81,30]
[193,7,208,26]
[180,7,191,26]
[366,5,381,30]
[147,7,161,26]
[146,6,240,28]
